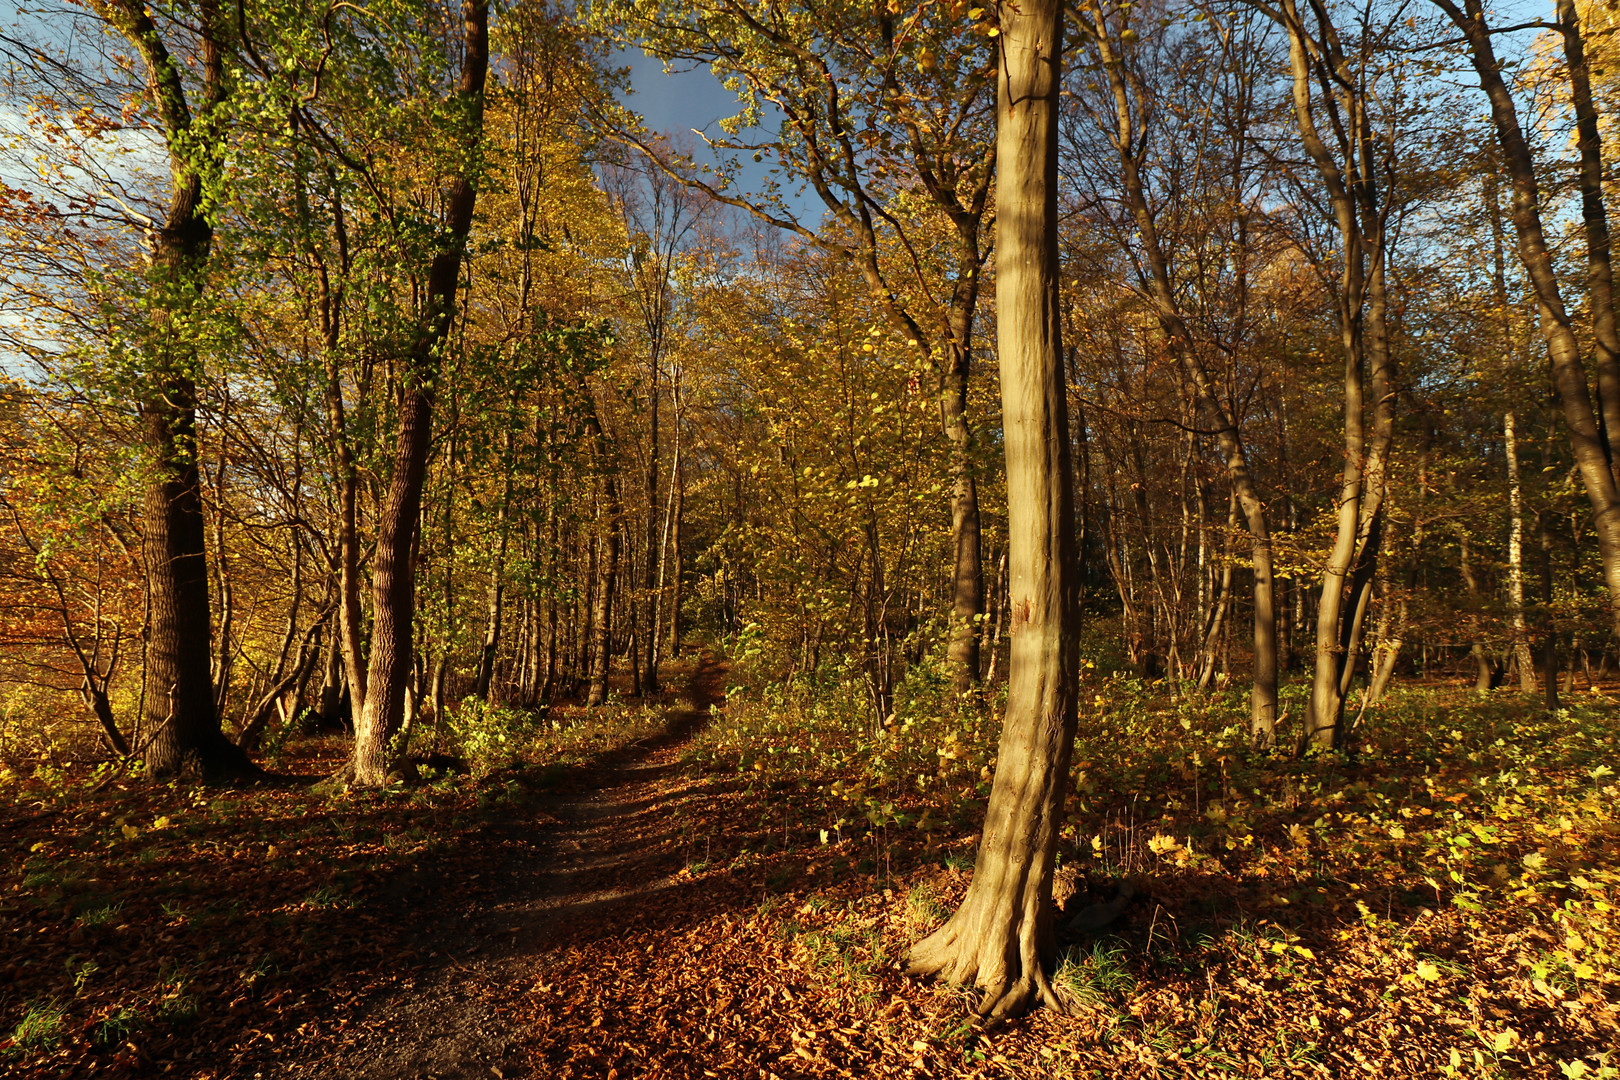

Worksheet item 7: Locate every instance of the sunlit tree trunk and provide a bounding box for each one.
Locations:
[905,0,1080,1020]
[1435,0,1620,642]
[586,404,621,707]
[1559,0,1620,476]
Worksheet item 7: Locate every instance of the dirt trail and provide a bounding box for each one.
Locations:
[276,655,729,1080]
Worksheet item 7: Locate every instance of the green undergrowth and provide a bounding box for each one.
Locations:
[689,662,1620,1075]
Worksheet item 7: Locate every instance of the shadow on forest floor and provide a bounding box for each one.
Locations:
[3,668,1618,1079]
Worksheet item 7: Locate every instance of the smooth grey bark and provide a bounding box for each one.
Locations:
[904,0,1080,1020]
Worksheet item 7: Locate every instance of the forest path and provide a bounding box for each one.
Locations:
[278,654,731,1080]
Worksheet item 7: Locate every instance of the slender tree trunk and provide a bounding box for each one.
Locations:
[1505,411,1537,689]
[942,327,985,693]
[1538,510,1560,711]
[1091,41,1277,734]
[476,422,515,701]
[669,445,685,658]
[586,405,621,707]
[1559,0,1620,476]
[1436,0,1620,641]
[905,0,1080,1019]
[350,0,488,785]
[1459,532,1496,693]
[317,629,344,726]
[1197,494,1238,692]
[209,406,234,720]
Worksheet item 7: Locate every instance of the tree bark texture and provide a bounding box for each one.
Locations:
[87,0,249,777]
[904,0,1080,1021]
[1558,0,1620,477]
[351,0,488,785]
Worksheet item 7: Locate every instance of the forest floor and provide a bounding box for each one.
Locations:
[2,657,1618,1079]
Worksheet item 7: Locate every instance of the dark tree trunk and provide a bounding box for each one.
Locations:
[87,0,248,777]
[350,0,488,785]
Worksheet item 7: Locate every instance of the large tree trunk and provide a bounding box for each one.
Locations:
[1434,0,1620,642]
[87,0,246,777]
[904,0,1080,1021]
[350,0,488,786]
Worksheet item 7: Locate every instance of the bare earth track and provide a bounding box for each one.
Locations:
[272,656,731,1080]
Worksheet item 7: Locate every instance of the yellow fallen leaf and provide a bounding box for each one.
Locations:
[1415,960,1440,982]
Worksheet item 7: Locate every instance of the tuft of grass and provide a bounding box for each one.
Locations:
[93,1007,141,1047]
[1053,938,1137,1012]
[75,901,121,928]
[303,883,348,909]
[9,1000,65,1052]
[905,881,947,929]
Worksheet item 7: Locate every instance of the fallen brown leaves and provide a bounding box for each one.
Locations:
[3,671,1617,1079]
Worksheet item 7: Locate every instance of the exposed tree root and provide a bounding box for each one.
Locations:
[904,885,1069,1023]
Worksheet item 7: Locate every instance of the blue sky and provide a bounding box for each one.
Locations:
[616,45,820,227]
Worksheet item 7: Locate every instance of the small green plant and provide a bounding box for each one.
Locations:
[70,957,100,992]
[76,901,121,928]
[10,1000,65,1052]
[93,1007,140,1047]
[157,988,198,1024]
[303,883,348,909]
[1054,938,1137,1011]
[447,698,544,772]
